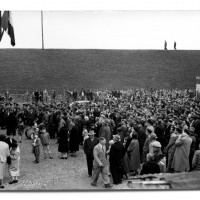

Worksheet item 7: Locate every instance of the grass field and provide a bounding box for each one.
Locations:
[0,49,200,94]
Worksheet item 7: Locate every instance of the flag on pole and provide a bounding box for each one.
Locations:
[0,11,15,46]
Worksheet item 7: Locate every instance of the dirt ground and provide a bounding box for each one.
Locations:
[0,129,117,191]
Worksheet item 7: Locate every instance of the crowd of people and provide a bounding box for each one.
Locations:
[0,88,200,189]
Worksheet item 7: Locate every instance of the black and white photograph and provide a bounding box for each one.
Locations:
[1,0,200,193]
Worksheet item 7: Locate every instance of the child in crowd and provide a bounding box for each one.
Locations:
[8,142,20,184]
[40,126,53,159]
[32,131,41,163]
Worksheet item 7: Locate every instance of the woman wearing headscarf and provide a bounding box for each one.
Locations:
[143,126,156,162]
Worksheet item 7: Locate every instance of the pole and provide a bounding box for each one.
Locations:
[41,11,44,50]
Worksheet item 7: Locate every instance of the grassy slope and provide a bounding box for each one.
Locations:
[0,49,200,93]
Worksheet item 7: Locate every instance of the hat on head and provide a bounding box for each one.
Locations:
[88,130,95,136]
[109,140,114,146]
[150,133,157,140]
[183,125,188,131]
[113,134,121,142]
[147,119,154,126]
[152,141,162,148]
[190,126,195,133]
[190,113,197,119]
[196,110,200,116]
[147,126,155,133]
[146,153,154,161]
[104,118,110,125]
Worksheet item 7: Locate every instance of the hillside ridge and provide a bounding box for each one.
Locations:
[0,49,199,93]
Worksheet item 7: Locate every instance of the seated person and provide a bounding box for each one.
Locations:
[140,153,160,175]
[151,141,166,173]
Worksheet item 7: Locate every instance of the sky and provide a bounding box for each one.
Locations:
[1,2,200,49]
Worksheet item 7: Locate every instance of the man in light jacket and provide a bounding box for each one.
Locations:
[91,137,112,188]
[171,129,192,172]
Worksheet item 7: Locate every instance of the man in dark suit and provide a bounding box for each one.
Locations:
[109,135,124,185]
[83,129,99,177]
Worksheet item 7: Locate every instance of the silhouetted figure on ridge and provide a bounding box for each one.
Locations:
[174,41,177,50]
[164,41,167,50]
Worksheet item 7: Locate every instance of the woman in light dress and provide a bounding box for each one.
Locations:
[8,142,20,184]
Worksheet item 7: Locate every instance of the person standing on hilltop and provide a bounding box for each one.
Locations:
[174,41,177,50]
[164,41,167,50]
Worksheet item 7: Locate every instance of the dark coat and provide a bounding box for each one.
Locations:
[77,119,84,144]
[137,127,146,159]
[58,126,69,153]
[109,141,124,184]
[122,137,132,174]
[140,161,160,175]
[99,125,112,151]
[27,111,37,126]
[109,141,124,166]
[5,137,17,150]
[165,124,172,145]
[69,125,79,152]
[155,125,167,151]
[117,125,128,142]
[193,119,200,137]
[83,137,99,157]
[127,139,141,171]
[6,113,18,136]
[166,134,178,170]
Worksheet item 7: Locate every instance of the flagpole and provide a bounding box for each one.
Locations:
[41,11,44,50]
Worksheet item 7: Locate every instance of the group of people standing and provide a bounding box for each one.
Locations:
[0,87,200,189]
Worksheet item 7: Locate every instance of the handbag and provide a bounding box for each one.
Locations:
[7,156,11,165]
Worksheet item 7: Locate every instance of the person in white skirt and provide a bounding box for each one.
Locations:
[0,134,10,189]
[8,142,20,184]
